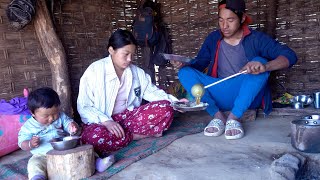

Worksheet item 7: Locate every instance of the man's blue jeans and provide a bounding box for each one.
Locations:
[178,58,270,119]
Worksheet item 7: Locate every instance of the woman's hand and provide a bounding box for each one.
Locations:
[170,60,185,69]
[241,61,266,74]
[174,98,189,113]
[102,121,125,138]
[68,122,79,135]
[178,98,189,103]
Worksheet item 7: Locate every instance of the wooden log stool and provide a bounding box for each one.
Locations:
[47,144,95,180]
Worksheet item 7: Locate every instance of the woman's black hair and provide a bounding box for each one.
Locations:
[106,29,137,56]
[27,87,61,114]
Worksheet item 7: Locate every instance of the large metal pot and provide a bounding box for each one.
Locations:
[291,115,320,153]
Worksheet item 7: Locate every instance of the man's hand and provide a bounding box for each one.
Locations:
[241,61,266,74]
[102,121,125,138]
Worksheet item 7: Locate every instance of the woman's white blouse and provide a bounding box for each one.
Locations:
[77,56,178,124]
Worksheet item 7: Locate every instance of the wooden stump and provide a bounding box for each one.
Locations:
[47,144,95,180]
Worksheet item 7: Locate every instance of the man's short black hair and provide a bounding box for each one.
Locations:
[219,0,246,24]
[219,0,246,13]
[27,87,61,114]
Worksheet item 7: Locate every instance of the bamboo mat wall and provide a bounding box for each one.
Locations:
[0,0,52,99]
[0,0,318,106]
[275,0,320,96]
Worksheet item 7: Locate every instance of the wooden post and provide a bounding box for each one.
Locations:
[33,0,72,116]
[266,0,278,39]
[47,145,95,180]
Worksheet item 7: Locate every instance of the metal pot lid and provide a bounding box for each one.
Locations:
[291,119,320,126]
[302,114,320,120]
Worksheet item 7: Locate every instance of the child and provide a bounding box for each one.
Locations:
[18,87,79,180]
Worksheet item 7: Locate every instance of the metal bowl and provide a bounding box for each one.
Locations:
[291,95,314,106]
[50,136,80,151]
[291,102,304,109]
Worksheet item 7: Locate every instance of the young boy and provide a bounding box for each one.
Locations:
[18,87,79,180]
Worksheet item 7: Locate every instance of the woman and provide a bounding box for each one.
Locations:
[77,29,186,172]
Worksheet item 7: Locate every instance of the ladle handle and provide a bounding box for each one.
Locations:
[204,70,248,89]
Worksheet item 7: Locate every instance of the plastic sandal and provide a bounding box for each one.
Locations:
[204,119,225,137]
[225,119,244,140]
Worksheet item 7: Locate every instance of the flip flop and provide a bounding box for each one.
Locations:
[204,119,225,137]
[225,119,244,140]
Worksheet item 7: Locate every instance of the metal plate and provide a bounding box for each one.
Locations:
[161,53,192,63]
[171,101,208,111]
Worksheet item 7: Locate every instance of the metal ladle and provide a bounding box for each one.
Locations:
[191,70,248,104]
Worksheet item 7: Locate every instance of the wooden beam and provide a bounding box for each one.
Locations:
[33,0,72,116]
[258,106,319,117]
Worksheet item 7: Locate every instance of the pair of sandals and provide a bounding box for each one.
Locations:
[204,118,244,140]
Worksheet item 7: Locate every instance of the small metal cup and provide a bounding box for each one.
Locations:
[314,92,320,109]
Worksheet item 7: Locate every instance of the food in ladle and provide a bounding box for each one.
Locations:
[191,84,204,105]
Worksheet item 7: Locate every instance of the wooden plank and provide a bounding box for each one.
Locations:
[258,106,320,117]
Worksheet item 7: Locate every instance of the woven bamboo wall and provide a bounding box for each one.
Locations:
[0,0,319,106]
[52,0,140,112]
[53,0,114,111]
[275,0,320,96]
[0,0,52,99]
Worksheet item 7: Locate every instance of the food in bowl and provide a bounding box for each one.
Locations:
[50,136,80,151]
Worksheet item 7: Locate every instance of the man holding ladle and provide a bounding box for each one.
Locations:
[170,0,297,140]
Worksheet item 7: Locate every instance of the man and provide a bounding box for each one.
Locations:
[171,0,297,140]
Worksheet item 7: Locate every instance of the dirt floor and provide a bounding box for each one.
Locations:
[1,110,319,180]
[110,111,320,180]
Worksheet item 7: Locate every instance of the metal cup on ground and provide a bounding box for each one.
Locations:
[313,92,320,109]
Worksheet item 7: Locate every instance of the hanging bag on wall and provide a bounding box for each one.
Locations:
[151,26,171,66]
[6,0,36,30]
[132,6,159,47]
[132,0,170,66]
